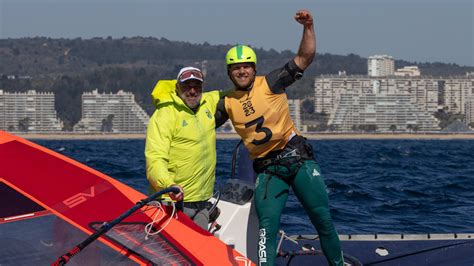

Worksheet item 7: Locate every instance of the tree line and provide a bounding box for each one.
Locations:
[0,37,472,130]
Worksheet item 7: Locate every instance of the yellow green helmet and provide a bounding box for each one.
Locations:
[225,45,257,66]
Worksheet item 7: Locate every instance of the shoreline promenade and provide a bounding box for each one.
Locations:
[11,132,474,140]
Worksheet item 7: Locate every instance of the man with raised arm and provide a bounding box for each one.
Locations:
[214,10,344,265]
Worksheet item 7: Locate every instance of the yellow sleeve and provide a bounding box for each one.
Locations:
[145,106,175,190]
[204,90,221,113]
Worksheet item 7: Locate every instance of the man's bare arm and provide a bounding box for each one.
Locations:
[293,9,316,70]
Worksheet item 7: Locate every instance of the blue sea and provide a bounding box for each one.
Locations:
[36,139,474,235]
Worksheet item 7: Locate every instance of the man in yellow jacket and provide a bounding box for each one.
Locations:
[145,66,220,230]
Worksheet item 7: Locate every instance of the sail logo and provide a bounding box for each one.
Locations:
[63,187,96,208]
[234,256,252,266]
[258,228,267,264]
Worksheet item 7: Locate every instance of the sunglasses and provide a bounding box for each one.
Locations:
[179,80,203,91]
[179,70,203,81]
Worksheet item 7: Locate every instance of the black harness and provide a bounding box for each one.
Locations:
[253,135,315,185]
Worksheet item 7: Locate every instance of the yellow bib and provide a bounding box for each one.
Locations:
[224,76,299,159]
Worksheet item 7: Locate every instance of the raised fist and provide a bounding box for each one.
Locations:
[294,9,313,26]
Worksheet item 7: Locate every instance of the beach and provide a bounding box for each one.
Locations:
[12,132,474,140]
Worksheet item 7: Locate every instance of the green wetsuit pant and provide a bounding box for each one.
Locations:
[254,159,343,266]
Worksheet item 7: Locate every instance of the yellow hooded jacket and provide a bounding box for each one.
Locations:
[145,80,220,202]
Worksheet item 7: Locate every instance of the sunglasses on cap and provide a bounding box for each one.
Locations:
[178,70,204,83]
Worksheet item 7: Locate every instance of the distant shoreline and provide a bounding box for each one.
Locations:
[14,132,474,140]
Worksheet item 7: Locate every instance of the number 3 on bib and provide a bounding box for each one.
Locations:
[245,116,272,145]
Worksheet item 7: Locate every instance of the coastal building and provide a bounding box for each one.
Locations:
[329,93,439,132]
[315,76,439,113]
[465,96,474,127]
[394,66,421,77]
[315,76,371,115]
[440,77,474,114]
[368,55,395,77]
[288,99,305,132]
[74,89,149,133]
[0,90,63,132]
[389,78,439,114]
[314,76,440,132]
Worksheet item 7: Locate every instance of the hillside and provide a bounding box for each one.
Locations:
[1,37,472,130]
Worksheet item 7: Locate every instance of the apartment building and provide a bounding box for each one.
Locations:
[440,77,474,114]
[288,99,304,132]
[465,96,474,126]
[74,90,149,133]
[394,66,421,77]
[330,93,439,132]
[384,78,439,114]
[316,76,438,112]
[368,55,395,77]
[0,90,63,132]
[314,76,441,132]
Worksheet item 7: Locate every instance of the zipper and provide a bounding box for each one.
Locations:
[195,111,206,171]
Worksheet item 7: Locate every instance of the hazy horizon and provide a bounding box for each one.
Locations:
[1,0,473,66]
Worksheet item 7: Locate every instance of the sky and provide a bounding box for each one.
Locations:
[1,0,473,66]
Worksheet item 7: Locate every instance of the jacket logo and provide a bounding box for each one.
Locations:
[205,109,212,119]
[182,120,188,127]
